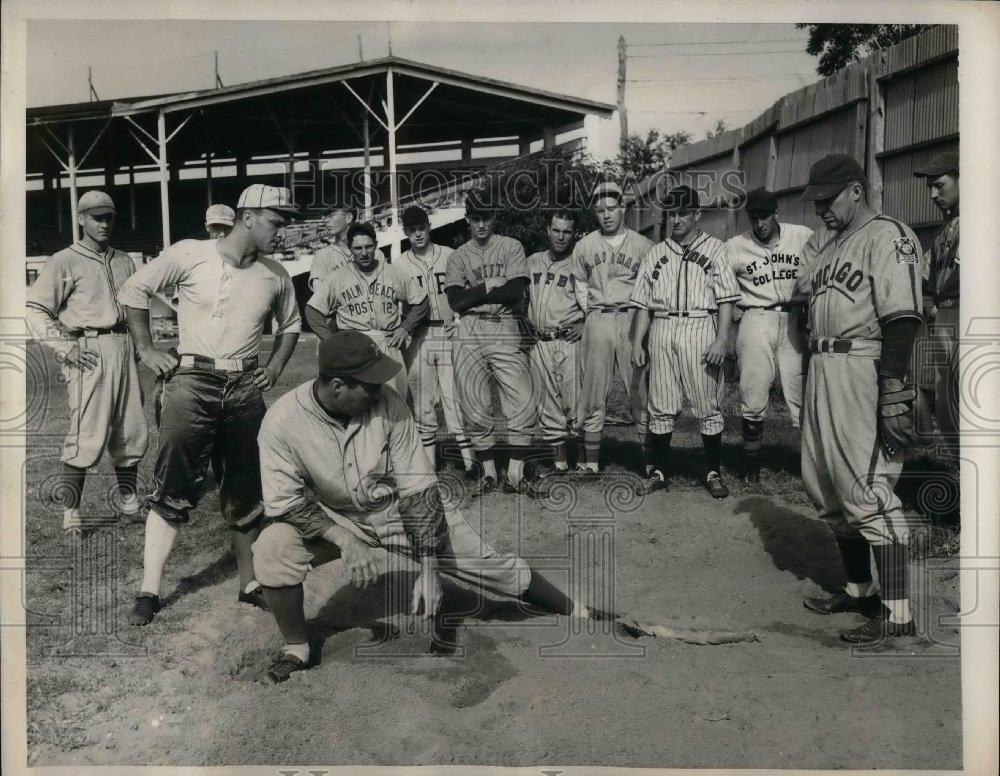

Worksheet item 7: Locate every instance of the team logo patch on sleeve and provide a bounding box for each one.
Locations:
[894,237,918,264]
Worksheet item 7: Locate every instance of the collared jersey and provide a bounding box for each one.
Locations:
[259,381,436,529]
[800,216,923,340]
[924,215,959,303]
[118,239,301,361]
[631,230,740,313]
[444,234,529,316]
[308,243,353,292]
[393,244,455,322]
[527,250,584,331]
[725,223,814,308]
[27,242,136,330]
[307,258,426,332]
[570,228,654,308]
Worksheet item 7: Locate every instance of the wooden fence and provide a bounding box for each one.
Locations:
[626,25,958,250]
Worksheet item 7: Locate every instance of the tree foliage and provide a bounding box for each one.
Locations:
[705,118,729,140]
[796,24,932,76]
[611,128,692,180]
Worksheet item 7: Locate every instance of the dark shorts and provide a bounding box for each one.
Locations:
[146,364,265,527]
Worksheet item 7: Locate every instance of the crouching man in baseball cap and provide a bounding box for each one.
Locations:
[252,330,592,683]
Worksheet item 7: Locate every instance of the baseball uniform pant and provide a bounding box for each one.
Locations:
[452,316,536,450]
[529,338,579,443]
[252,505,531,598]
[579,309,647,433]
[801,351,910,546]
[736,308,807,428]
[404,324,470,450]
[646,316,724,436]
[147,364,265,528]
[931,305,960,459]
[364,330,409,400]
[61,332,148,469]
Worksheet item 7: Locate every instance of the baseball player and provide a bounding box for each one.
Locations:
[527,210,586,475]
[913,152,960,463]
[26,190,148,529]
[118,183,303,626]
[796,154,921,644]
[570,181,653,476]
[308,203,356,292]
[630,185,740,498]
[304,221,428,399]
[251,331,595,682]
[444,193,537,495]
[395,205,476,472]
[725,188,814,482]
[205,204,236,239]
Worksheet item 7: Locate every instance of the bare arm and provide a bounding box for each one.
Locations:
[631,308,653,368]
[125,305,177,377]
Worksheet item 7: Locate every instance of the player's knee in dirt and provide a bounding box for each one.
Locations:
[251,522,310,587]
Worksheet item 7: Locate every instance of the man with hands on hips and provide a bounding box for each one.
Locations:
[118,183,303,627]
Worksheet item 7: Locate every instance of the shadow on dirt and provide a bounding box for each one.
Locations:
[733,496,844,592]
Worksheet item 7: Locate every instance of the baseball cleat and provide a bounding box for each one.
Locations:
[705,471,729,499]
[570,464,601,480]
[266,652,309,684]
[128,593,161,626]
[238,586,270,611]
[635,471,668,495]
[471,475,497,497]
[803,590,880,615]
[839,610,916,644]
[501,478,534,496]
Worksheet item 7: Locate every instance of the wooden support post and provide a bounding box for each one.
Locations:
[518,135,531,157]
[386,68,399,258]
[729,145,741,239]
[206,154,213,206]
[157,110,172,248]
[765,134,778,192]
[461,137,473,165]
[866,57,886,214]
[129,166,137,230]
[68,125,79,242]
[543,126,556,150]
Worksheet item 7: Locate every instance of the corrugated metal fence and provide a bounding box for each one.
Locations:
[626,26,958,249]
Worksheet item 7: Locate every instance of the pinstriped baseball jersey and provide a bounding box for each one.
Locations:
[527,251,585,331]
[802,217,923,339]
[631,231,741,312]
[308,243,353,292]
[443,234,529,316]
[27,242,136,332]
[307,258,426,332]
[570,228,654,308]
[726,223,814,308]
[394,244,455,322]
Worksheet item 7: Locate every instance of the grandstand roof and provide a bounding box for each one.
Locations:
[27,56,613,174]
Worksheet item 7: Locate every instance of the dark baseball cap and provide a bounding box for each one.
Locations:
[318,330,401,384]
[744,187,778,215]
[465,190,498,217]
[913,152,959,178]
[662,185,701,214]
[800,155,866,202]
[401,205,430,229]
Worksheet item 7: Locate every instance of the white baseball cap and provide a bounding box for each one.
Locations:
[205,204,235,227]
[236,184,302,217]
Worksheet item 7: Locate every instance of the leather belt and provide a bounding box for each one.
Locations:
[743,303,800,313]
[596,305,631,313]
[534,329,575,342]
[425,319,447,326]
[654,310,711,319]
[466,312,513,321]
[179,354,258,372]
[807,337,882,358]
[78,322,128,337]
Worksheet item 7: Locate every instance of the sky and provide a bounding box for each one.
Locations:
[27,20,823,160]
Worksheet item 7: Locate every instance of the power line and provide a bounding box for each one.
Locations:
[628,48,805,59]
[630,108,763,114]
[626,37,803,48]
[628,73,815,85]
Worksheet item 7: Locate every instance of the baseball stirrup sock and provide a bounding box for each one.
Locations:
[583,431,602,471]
[701,432,723,476]
[114,465,140,512]
[551,442,568,471]
[261,584,308,645]
[479,449,497,480]
[642,433,654,475]
[58,463,86,511]
[742,419,764,453]
[873,543,911,623]
[837,536,873,586]
[649,431,672,478]
[455,433,475,469]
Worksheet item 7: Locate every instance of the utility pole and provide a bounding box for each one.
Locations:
[387,22,392,56]
[358,34,364,62]
[88,66,99,102]
[214,51,224,88]
[617,36,628,147]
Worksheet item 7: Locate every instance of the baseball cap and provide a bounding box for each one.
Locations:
[465,190,498,217]
[318,330,401,384]
[591,181,623,202]
[800,155,866,202]
[205,204,235,227]
[662,185,701,214]
[236,184,303,217]
[744,187,778,215]
[78,190,116,216]
[913,152,959,178]
[401,205,430,229]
